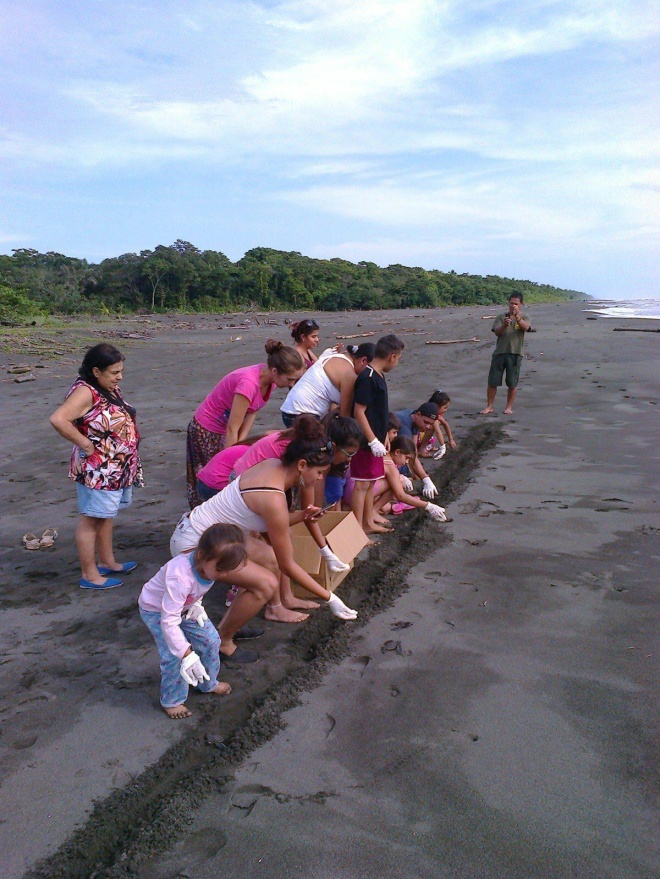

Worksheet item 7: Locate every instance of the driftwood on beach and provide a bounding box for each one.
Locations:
[425,337,480,345]
[335,332,376,339]
[612,327,660,333]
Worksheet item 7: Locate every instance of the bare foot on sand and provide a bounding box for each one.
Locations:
[366,522,394,534]
[373,514,393,527]
[480,407,494,414]
[365,538,382,547]
[212,682,232,696]
[503,408,514,415]
[163,704,192,720]
[265,603,309,623]
[284,597,320,610]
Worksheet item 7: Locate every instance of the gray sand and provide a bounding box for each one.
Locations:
[0,302,658,878]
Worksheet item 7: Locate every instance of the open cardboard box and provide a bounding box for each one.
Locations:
[290,510,370,598]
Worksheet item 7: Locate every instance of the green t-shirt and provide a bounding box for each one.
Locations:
[492,312,528,356]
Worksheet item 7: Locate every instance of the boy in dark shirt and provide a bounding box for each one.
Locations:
[350,334,404,535]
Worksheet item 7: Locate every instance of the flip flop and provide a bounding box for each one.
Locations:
[39,528,58,549]
[22,533,41,551]
[97,561,137,575]
[234,625,265,640]
[220,646,259,665]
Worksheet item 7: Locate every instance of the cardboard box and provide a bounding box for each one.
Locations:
[290,511,370,597]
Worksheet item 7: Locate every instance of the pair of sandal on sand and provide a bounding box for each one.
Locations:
[22,529,58,550]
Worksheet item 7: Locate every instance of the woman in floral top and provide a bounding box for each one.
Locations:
[50,343,143,591]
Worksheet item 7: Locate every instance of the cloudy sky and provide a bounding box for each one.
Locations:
[1,0,658,298]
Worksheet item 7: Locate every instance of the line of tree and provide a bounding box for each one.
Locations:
[0,240,583,322]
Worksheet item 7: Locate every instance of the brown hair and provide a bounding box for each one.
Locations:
[281,415,333,467]
[194,523,247,574]
[390,435,416,460]
[375,334,405,358]
[290,318,319,342]
[265,339,304,375]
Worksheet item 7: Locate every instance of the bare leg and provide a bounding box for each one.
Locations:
[265,577,309,623]
[480,385,497,415]
[349,480,370,534]
[279,572,319,612]
[76,515,104,583]
[218,560,278,656]
[96,518,119,569]
[364,483,392,533]
[373,487,394,514]
[504,387,517,415]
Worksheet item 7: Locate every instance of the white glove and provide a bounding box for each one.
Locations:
[368,437,387,458]
[401,475,414,492]
[425,502,447,522]
[180,651,210,686]
[320,544,350,573]
[184,600,208,627]
[422,476,438,499]
[433,444,447,460]
[327,592,358,620]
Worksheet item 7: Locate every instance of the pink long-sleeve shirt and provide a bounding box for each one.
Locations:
[138,553,215,659]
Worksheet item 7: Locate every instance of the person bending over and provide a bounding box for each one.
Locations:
[419,391,456,459]
[186,340,304,508]
[373,436,447,523]
[171,419,358,664]
[350,334,405,536]
[138,524,240,718]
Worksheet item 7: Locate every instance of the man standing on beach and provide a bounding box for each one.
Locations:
[481,293,530,415]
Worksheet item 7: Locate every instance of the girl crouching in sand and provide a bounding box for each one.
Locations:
[138,524,243,719]
[373,437,447,523]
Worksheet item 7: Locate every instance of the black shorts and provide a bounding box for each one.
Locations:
[488,353,522,389]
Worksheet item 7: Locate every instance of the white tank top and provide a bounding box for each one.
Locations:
[281,349,353,417]
[189,476,285,535]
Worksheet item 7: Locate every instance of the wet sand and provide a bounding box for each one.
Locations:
[0,303,658,878]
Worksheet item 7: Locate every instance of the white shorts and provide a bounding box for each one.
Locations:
[170,513,200,556]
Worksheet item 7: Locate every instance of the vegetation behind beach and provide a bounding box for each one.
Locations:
[0,240,583,322]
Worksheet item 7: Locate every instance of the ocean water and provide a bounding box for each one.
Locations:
[583,298,660,320]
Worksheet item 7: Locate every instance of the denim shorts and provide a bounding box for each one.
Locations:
[76,484,133,519]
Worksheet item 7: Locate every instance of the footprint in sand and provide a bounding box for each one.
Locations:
[347,655,370,678]
[13,734,38,749]
[324,714,336,739]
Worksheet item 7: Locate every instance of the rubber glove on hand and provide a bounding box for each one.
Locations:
[401,475,414,492]
[184,601,208,627]
[368,437,387,458]
[422,476,438,499]
[425,502,447,522]
[180,651,210,686]
[433,444,447,460]
[320,544,350,573]
[327,592,358,620]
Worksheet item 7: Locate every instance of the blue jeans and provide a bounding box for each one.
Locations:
[140,608,222,708]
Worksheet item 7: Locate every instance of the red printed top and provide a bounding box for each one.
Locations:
[67,380,143,491]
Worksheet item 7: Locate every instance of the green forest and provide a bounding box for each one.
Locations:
[0,240,583,322]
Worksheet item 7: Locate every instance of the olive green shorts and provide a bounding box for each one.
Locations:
[488,353,522,389]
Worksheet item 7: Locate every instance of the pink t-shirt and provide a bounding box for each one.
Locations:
[194,364,272,434]
[234,432,290,475]
[197,444,248,491]
[138,553,215,659]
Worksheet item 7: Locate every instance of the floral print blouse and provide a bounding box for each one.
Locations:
[67,380,143,491]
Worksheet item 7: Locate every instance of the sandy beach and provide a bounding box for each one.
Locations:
[1,301,658,879]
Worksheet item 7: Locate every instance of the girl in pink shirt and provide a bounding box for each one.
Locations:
[138,524,245,719]
[186,340,304,509]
